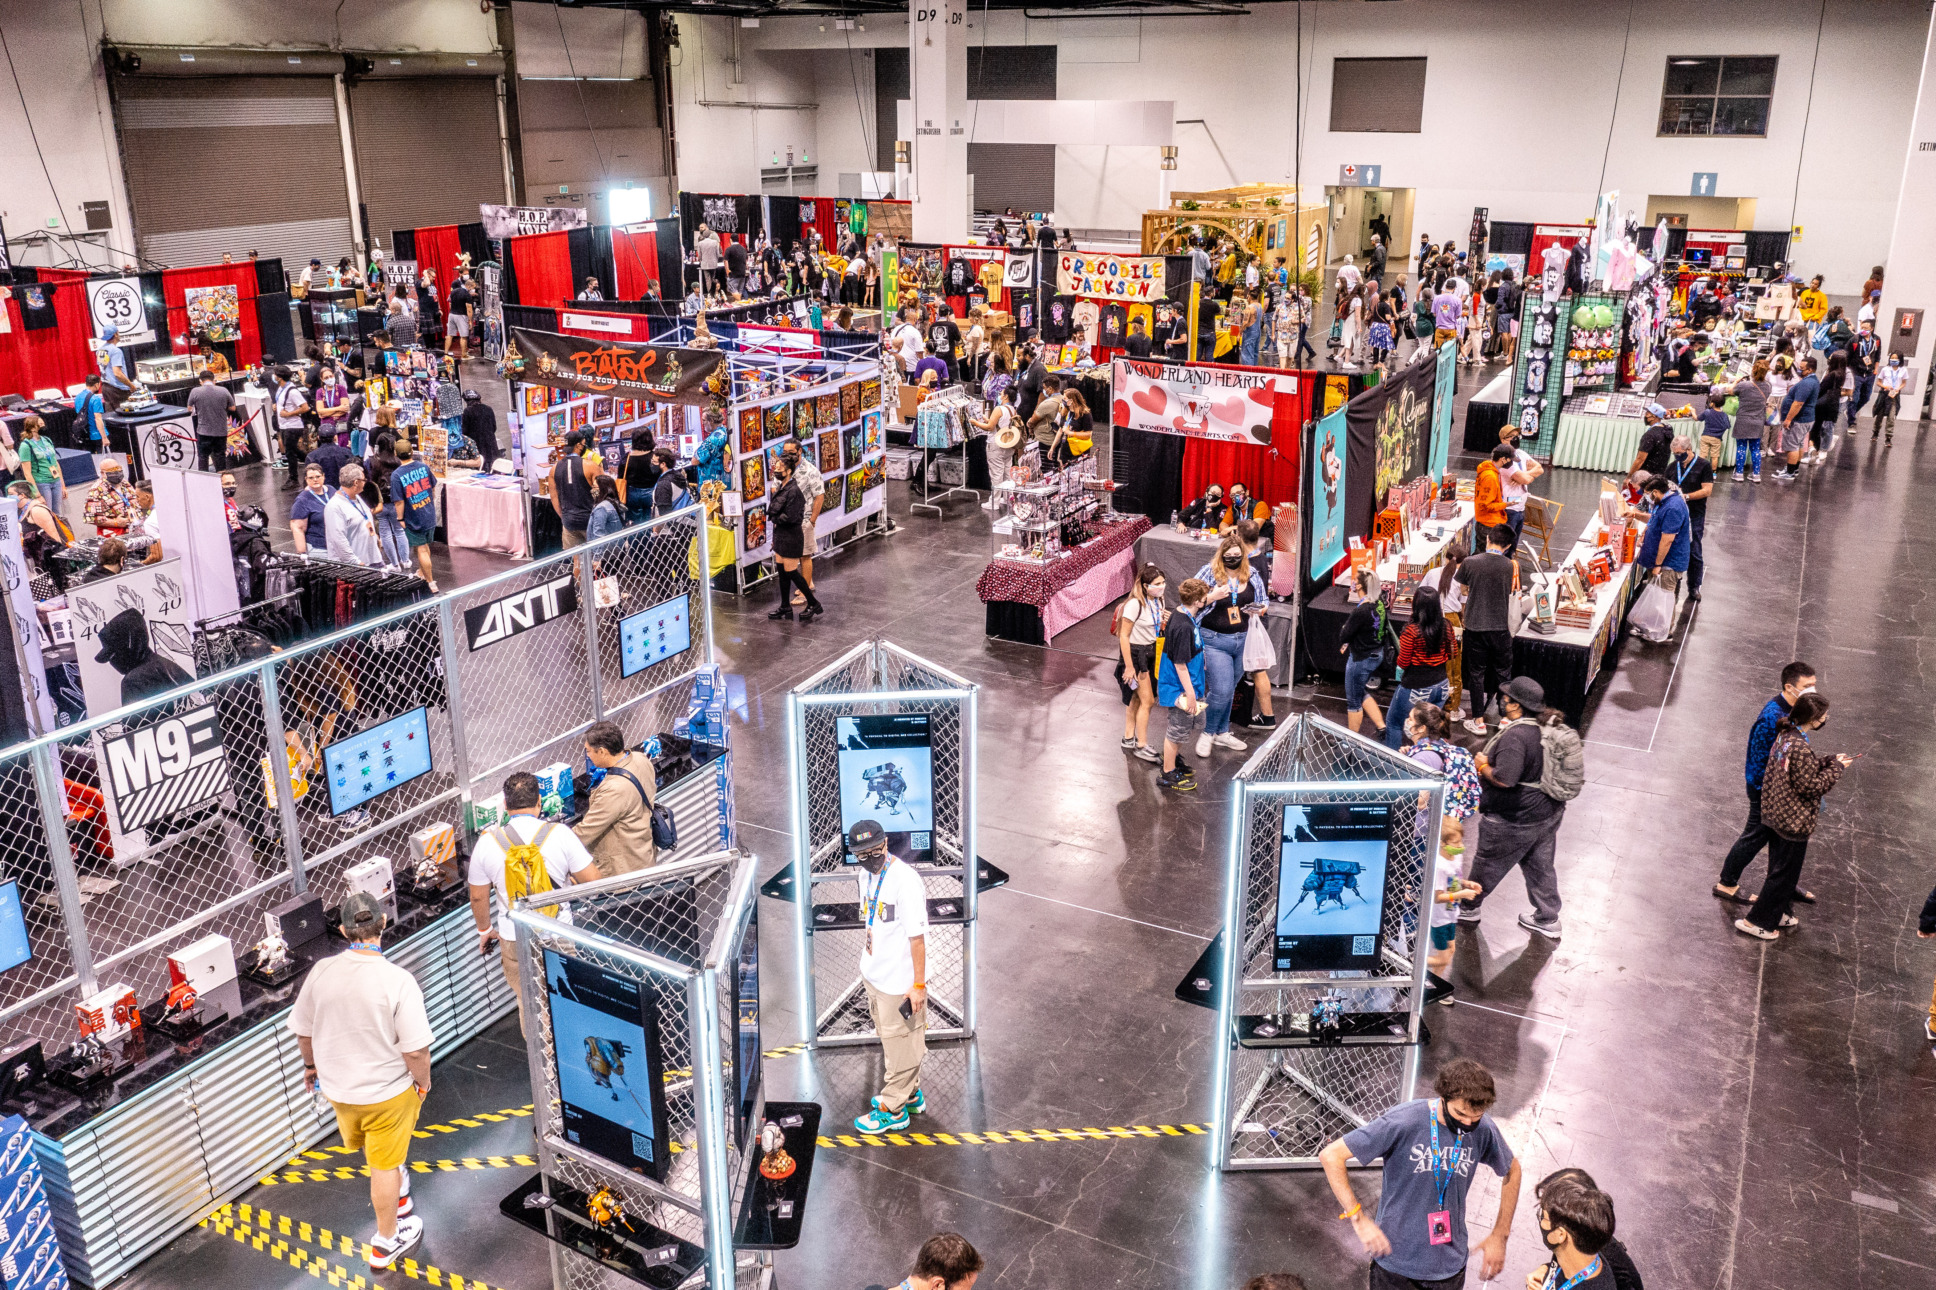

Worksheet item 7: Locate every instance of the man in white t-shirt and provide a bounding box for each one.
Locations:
[288,892,434,1272]
[1498,425,1544,551]
[891,307,926,375]
[468,770,604,1029]
[849,819,932,1134]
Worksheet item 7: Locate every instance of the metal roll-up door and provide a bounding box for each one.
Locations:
[349,78,506,247]
[967,143,1056,215]
[115,76,354,269]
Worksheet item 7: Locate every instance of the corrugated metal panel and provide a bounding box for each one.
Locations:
[349,77,506,239]
[1330,57,1427,133]
[115,74,353,267]
[967,143,1055,215]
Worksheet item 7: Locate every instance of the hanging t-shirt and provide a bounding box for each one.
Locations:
[1098,303,1129,350]
[1042,296,1073,343]
[1071,299,1100,352]
[18,283,57,330]
[945,257,975,297]
[1127,302,1155,337]
[1540,245,1570,302]
[978,259,1005,300]
[966,286,989,313]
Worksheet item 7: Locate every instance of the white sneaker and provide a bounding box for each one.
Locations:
[1462,717,1490,736]
[1214,732,1246,751]
[1195,733,1214,758]
[368,1216,423,1271]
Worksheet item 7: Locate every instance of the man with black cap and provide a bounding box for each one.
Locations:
[459,388,500,467]
[288,891,433,1272]
[849,819,932,1134]
[1461,676,1569,940]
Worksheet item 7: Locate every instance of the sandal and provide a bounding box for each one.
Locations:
[1733,918,1779,941]
[1712,884,1753,904]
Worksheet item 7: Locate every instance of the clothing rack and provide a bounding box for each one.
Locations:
[192,591,308,673]
[911,387,981,516]
[258,555,429,638]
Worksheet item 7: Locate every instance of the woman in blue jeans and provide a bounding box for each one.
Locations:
[1193,536,1269,756]
[1384,585,1452,748]
[1339,568,1389,737]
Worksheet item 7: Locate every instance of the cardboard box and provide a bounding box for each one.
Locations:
[410,823,456,869]
[167,934,236,992]
[535,763,574,815]
[466,793,505,833]
[73,986,138,1042]
[343,856,394,905]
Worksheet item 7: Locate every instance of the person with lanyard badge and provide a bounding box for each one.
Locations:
[275,366,313,490]
[74,374,108,463]
[1635,474,1691,601]
[1194,535,1273,747]
[849,820,932,1133]
[1665,434,1713,601]
[549,431,597,547]
[1532,1169,1644,1290]
[1873,352,1908,443]
[388,443,441,592]
[1525,1174,1619,1290]
[1498,426,1542,552]
[96,325,135,412]
[1320,1058,1521,1290]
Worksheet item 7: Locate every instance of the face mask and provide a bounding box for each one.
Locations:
[222,487,237,498]
[857,848,888,875]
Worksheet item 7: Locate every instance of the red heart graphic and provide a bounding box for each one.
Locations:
[1247,386,1277,406]
[1171,415,1190,430]
[1209,395,1248,424]
[1131,384,1168,416]
[1112,399,1131,425]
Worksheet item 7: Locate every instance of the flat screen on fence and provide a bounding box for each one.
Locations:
[733,909,761,1150]
[1273,803,1396,972]
[322,707,433,816]
[619,594,693,678]
[835,713,934,866]
[544,949,671,1181]
[0,884,31,975]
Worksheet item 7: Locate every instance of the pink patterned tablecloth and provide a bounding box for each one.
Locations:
[1040,544,1143,641]
[445,472,529,559]
[975,515,1152,607]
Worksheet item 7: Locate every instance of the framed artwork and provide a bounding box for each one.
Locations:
[743,505,769,552]
[817,392,841,427]
[551,385,569,408]
[817,431,841,475]
[737,408,763,456]
[840,382,861,424]
[764,442,788,481]
[842,425,864,470]
[617,399,636,422]
[764,403,789,440]
[570,403,591,434]
[844,469,866,513]
[547,410,568,443]
[862,411,882,454]
[183,284,241,341]
[740,454,766,499]
[1058,343,1081,367]
[860,377,882,411]
[794,399,815,438]
[592,396,614,423]
[523,385,548,416]
[861,458,886,492]
[600,443,625,476]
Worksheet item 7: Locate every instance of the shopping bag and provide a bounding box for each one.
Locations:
[1242,615,1278,672]
[1627,576,1677,642]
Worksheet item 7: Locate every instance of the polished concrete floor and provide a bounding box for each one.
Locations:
[124,356,1936,1290]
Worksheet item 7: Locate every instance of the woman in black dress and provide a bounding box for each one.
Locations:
[767,458,823,622]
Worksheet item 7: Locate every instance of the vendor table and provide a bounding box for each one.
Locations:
[55,449,98,489]
[1550,408,1730,473]
[105,405,196,484]
[444,469,530,559]
[3,403,80,452]
[1135,524,1227,595]
[1511,515,1641,727]
[233,385,278,465]
[978,514,1152,644]
[1463,370,1512,455]
[1298,502,1476,677]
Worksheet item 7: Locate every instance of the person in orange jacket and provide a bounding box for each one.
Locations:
[1473,443,1511,529]
[1220,481,1272,529]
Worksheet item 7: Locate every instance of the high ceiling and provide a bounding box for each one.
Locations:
[550,0,1277,17]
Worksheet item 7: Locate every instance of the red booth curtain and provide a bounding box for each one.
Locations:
[613,229,659,299]
[557,311,650,343]
[414,224,463,309]
[1177,375,1316,510]
[511,231,574,309]
[800,198,840,249]
[160,264,265,367]
[0,270,96,397]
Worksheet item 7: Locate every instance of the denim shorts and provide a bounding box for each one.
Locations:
[1344,652,1381,707]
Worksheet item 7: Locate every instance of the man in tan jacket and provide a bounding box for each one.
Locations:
[575,721,659,874]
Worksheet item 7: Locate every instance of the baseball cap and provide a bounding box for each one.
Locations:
[462,388,480,402]
[1504,676,1546,711]
[846,819,886,852]
[339,891,387,939]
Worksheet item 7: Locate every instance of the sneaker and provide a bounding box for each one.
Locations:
[1195,733,1214,758]
[1214,732,1246,751]
[1778,913,1800,929]
[1462,717,1490,736]
[1455,910,1482,925]
[1924,1019,1935,1054]
[871,1088,926,1116]
[1159,768,1197,792]
[1517,914,1561,940]
[367,1216,423,1271]
[1250,713,1277,729]
[1751,472,1762,482]
[1134,745,1162,763]
[1773,470,1795,483]
[1734,917,1779,941]
[338,808,371,834]
[853,1105,912,1134]
[1732,471,1744,482]
[1121,736,1141,750]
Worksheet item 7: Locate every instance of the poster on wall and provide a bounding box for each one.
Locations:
[1350,356,1437,519]
[1056,252,1163,301]
[69,559,196,719]
[86,276,155,345]
[1110,358,1298,446]
[1307,408,1348,583]
[184,285,241,342]
[382,259,419,292]
[1431,340,1456,480]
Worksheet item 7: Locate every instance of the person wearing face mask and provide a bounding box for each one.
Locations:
[1666,434,1714,602]
[1319,1058,1520,1290]
[220,473,242,531]
[1526,1174,1619,1290]
[1872,351,1907,443]
[1735,692,1849,941]
[1715,661,1818,909]
[1533,1170,1644,1290]
[1221,481,1270,530]
[1180,484,1224,531]
[1115,564,1167,762]
[848,820,931,1134]
[1194,537,1272,749]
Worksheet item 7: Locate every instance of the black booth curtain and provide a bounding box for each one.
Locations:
[1114,429,1186,522]
[677,193,764,249]
[392,229,417,263]
[567,227,597,300]
[456,223,492,274]
[767,196,802,257]
[502,304,559,334]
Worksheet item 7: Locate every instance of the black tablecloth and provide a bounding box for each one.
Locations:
[1299,582,1413,679]
[3,404,80,452]
[1510,575,1642,728]
[985,600,1046,645]
[1465,398,1510,455]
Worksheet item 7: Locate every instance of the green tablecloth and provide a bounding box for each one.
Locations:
[1549,415,1737,473]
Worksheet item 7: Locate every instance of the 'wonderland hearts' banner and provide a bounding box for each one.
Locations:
[1110,358,1300,445]
[1057,252,1163,301]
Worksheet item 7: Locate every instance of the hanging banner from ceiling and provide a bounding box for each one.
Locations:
[85,276,155,345]
[506,327,726,405]
[480,203,589,239]
[1110,357,1299,445]
[1057,252,1164,301]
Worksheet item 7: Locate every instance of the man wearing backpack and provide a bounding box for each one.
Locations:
[1458,677,1583,941]
[576,721,660,875]
[468,771,604,1031]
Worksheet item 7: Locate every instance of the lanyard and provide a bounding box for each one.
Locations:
[1542,1257,1604,1290]
[1672,454,1698,489]
[1428,1101,1464,1211]
[862,861,893,931]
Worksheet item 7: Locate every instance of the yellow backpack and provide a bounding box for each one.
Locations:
[494,822,559,919]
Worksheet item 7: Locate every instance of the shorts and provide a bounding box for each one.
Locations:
[1430,923,1457,951]
[448,314,471,338]
[1129,642,1156,677]
[406,526,433,548]
[1164,701,1204,745]
[1344,652,1382,707]
[332,1084,423,1171]
[1780,420,1812,453]
[1433,328,1456,348]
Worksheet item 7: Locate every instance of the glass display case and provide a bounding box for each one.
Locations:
[134,354,195,386]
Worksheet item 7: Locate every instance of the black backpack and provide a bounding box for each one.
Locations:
[606,766,677,849]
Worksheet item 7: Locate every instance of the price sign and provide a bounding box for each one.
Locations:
[86,276,154,344]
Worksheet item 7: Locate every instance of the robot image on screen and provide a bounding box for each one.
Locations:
[544,950,669,1179]
[835,713,935,865]
[1274,802,1396,972]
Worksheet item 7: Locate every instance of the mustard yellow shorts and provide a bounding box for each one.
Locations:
[332,1084,422,1171]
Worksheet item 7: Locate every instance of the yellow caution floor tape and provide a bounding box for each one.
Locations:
[260,1155,543,1187]
[204,1202,504,1290]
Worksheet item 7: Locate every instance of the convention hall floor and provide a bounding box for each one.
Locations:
[125,359,1936,1290]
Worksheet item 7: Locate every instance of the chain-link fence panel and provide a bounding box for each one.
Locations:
[450,555,598,788]
[1226,1042,1413,1165]
[590,511,709,719]
[0,752,79,1045]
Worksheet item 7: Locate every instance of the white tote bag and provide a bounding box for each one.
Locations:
[1628,576,1677,642]
[1242,614,1278,672]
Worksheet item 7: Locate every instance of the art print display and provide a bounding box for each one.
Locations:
[765,404,790,440]
[817,431,841,476]
[592,396,614,424]
[1432,340,1456,479]
[615,399,636,422]
[793,398,815,438]
[1307,407,1347,582]
[862,411,883,454]
[1273,802,1395,972]
[844,469,866,513]
[1511,290,1570,455]
[570,403,591,435]
[840,382,862,424]
[542,950,670,1181]
[764,442,788,483]
[835,713,934,865]
[842,425,864,471]
[738,408,763,456]
[505,328,725,407]
[860,377,882,411]
[183,284,241,341]
[742,504,768,551]
[860,458,885,492]
[524,385,548,416]
[551,385,568,408]
[1366,360,1434,505]
[817,392,840,427]
[740,455,766,499]
[547,410,568,444]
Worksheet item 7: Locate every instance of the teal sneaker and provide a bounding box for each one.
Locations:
[853,1105,911,1133]
[871,1089,926,1116]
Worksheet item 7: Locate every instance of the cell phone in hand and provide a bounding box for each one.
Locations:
[899,997,915,1021]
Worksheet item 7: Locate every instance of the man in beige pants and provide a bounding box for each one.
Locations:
[848,819,931,1133]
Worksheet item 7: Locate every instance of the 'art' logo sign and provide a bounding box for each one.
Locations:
[463,574,579,651]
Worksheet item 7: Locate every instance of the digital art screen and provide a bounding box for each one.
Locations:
[323,707,433,816]
[619,594,693,679]
[1273,803,1396,972]
[835,713,935,865]
[0,883,32,975]
[734,911,761,1150]
[545,950,670,1180]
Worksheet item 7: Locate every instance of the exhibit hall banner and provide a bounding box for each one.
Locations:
[480,203,589,239]
[1111,358,1300,446]
[1057,252,1163,301]
[102,699,230,832]
[86,276,155,345]
[508,327,725,405]
[1431,340,1456,479]
[1308,407,1348,582]
[69,558,196,719]
[1345,356,1437,543]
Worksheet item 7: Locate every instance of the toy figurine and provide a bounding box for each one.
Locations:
[757,1121,796,1180]
[250,911,292,980]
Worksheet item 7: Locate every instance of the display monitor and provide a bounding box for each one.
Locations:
[835,713,934,866]
[733,910,761,1150]
[544,950,670,1180]
[1273,803,1397,972]
[0,883,31,975]
[322,707,434,816]
[619,594,694,679]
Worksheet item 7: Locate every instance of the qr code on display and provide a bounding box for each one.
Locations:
[912,831,931,850]
[1352,935,1376,956]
